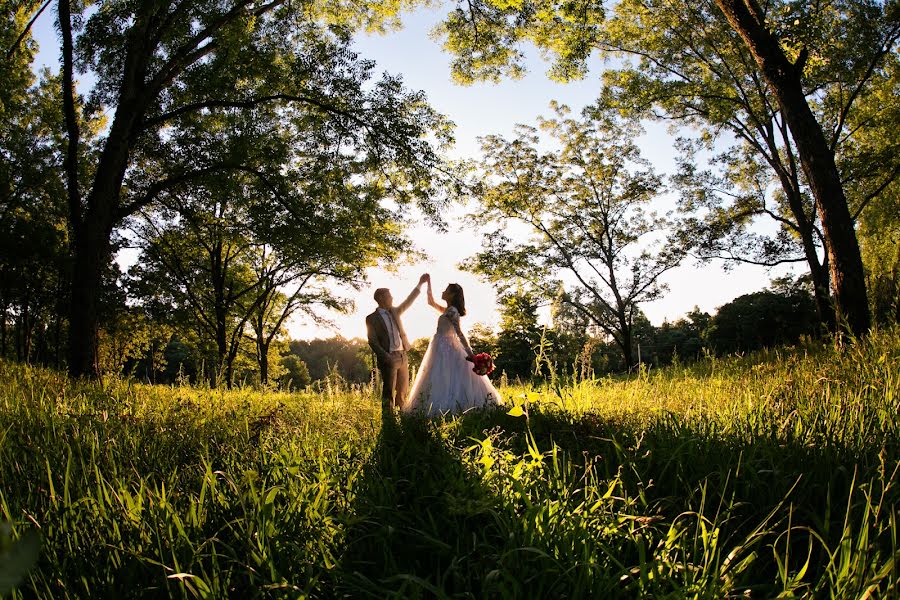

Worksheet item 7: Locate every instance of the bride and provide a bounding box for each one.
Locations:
[403,276,502,416]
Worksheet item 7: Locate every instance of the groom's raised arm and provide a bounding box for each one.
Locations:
[396,276,427,314]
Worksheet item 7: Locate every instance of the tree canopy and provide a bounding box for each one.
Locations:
[469,106,682,369]
[23,0,453,378]
[432,0,900,335]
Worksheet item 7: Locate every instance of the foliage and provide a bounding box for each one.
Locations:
[36,0,454,377]
[0,37,69,365]
[645,307,711,366]
[278,354,311,390]
[0,327,897,596]
[706,288,819,355]
[126,96,413,386]
[432,0,899,335]
[96,309,169,377]
[470,106,682,369]
[129,193,260,387]
[494,292,543,381]
[287,336,372,385]
[854,91,900,325]
[406,336,431,375]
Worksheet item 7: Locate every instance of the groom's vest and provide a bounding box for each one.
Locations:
[366,287,419,356]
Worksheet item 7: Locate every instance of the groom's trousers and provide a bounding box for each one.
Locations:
[378,350,409,409]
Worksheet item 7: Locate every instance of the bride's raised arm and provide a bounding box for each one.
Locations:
[427,279,446,313]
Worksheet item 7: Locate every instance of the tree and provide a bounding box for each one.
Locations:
[278,354,311,390]
[706,284,818,353]
[651,308,711,365]
[858,184,900,324]
[494,292,542,381]
[10,0,450,378]
[601,0,897,333]
[432,0,900,336]
[548,292,592,375]
[0,47,71,364]
[843,54,900,324]
[470,107,682,369]
[707,0,887,335]
[287,337,371,384]
[126,98,415,385]
[130,194,257,387]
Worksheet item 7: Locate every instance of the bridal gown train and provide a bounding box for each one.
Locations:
[403,306,501,416]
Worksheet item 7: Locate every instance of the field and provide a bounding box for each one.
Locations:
[0,330,898,599]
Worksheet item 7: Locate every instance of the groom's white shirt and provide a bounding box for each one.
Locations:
[377,308,402,352]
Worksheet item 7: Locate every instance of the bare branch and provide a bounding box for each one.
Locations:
[6,0,52,59]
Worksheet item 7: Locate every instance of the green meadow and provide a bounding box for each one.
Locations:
[1,329,897,598]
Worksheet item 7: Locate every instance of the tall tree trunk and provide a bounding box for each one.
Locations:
[259,339,269,386]
[60,0,150,378]
[68,220,108,377]
[715,0,871,335]
[0,297,7,359]
[54,278,64,368]
[618,317,634,372]
[211,239,227,388]
[214,315,228,388]
[22,296,32,363]
[254,308,270,385]
[225,344,238,389]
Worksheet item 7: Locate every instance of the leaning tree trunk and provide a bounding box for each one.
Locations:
[715,0,871,336]
[792,208,833,331]
[777,177,835,332]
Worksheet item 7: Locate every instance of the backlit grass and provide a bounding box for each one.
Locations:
[1,328,897,598]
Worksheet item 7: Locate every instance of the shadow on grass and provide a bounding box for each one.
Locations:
[332,406,897,599]
[332,409,508,598]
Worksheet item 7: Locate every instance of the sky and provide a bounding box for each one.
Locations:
[29,6,798,343]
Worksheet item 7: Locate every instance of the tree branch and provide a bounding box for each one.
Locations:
[59,0,82,230]
[852,162,900,221]
[141,93,362,131]
[829,24,900,151]
[6,0,52,59]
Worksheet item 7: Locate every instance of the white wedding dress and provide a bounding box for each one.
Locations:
[403,305,502,417]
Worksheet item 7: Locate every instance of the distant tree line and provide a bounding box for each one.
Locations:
[453,275,822,383]
[253,274,820,390]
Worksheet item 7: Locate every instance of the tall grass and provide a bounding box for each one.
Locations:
[0,328,897,598]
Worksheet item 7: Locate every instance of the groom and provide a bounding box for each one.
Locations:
[366,274,428,410]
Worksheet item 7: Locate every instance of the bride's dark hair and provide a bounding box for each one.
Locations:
[447,283,466,316]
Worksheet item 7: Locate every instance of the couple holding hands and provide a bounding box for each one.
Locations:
[366,274,501,417]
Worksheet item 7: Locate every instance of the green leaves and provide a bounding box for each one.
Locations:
[469,104,678,367]
[434,0,604,84]
[507,404,525,417]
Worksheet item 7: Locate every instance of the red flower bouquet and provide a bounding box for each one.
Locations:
[468,352,495,376]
